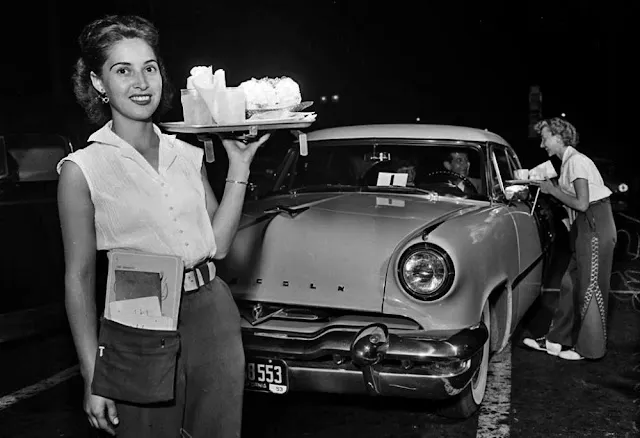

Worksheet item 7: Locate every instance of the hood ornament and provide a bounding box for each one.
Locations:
[246,303,285,326]
[263,205,310,218]
[252,303,263,320]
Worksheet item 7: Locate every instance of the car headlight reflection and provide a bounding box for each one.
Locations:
[398,244,454,301]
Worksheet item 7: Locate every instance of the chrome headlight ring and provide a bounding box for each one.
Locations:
[397,243,454,302]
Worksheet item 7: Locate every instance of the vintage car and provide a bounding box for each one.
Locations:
[217,124,558,418]
[0,133,71,315]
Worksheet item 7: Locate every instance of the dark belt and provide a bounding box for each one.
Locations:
[183,259,216,294]
[589,197,610,206]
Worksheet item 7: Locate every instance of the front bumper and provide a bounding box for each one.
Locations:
[242,321,488,399]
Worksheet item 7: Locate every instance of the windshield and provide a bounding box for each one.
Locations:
[273,140,487,199]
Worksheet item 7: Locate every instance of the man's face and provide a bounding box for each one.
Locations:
[444,152,470,177]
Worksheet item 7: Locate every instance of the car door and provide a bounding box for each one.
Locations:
[489,143,545,322]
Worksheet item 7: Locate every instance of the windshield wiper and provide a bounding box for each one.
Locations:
[365,185,439,197]
[287,184,361,195]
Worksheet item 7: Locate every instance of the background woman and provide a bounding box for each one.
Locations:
[57,14,268,437]
[523,117,615,361]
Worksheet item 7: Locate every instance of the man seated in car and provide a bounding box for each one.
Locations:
[442,149,481,194]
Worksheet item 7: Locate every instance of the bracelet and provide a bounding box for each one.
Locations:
[225,179,249,186]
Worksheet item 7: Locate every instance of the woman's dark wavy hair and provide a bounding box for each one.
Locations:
[534,117,579,147]
[72,15,174,126]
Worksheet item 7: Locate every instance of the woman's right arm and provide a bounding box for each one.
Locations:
[57,160,98,384]
[58,161,118,435]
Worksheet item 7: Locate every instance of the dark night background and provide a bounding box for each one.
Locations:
[0,0,634,167]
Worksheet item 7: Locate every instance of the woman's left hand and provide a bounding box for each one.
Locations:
[219,133,272,166]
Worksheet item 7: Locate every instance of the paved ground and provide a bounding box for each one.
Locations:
[1,213,639,437]
[0,297,636,438]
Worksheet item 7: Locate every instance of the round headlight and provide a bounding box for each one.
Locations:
[397,244,454,301]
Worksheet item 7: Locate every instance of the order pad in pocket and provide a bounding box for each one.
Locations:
[105,250,184,331]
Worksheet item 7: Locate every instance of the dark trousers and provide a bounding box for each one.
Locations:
[547,200,616,358]
[114,277,245,437]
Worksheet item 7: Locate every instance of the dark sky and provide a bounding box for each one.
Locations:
[0,0,634,153]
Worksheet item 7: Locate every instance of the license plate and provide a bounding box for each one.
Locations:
[245,357,288,394]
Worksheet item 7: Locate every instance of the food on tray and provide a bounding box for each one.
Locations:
[239,76,302,110]
[182,66,314,126]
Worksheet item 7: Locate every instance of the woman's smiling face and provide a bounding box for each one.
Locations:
[540,126,564,157]
[91,37,162,124]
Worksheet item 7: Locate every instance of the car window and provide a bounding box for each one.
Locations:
[504,147,521,172]
[495,150,514,180]
[489,145,519,195]
[278,141,487,199]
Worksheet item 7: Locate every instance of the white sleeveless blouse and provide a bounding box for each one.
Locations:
[57,122,216,268]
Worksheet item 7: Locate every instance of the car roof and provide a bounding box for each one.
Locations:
[307,124,510,146]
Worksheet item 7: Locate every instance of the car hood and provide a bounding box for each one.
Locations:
[220,192,478,312]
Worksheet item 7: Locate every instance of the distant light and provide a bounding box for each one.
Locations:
[320,96,328,103]
[561,112,566,117]
[416,117,421,122]
[619,183,629,193]
[331,94,339,102]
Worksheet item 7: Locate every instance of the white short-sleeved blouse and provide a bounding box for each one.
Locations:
[559,146,611,224]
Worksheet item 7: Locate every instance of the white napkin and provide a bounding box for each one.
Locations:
[529,160,558,180]
[193,69,246,124]
[187,66,213,89]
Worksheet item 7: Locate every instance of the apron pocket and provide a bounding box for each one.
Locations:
[91,317,180,404]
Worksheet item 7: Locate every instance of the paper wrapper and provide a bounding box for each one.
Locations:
[193,69,246,125]
[529,160,558,180]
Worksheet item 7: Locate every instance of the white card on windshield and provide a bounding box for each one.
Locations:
[377,172,408,187]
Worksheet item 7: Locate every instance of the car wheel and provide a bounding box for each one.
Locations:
[438,303,490,419]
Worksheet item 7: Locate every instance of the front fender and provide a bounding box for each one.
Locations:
[382,205,519,330]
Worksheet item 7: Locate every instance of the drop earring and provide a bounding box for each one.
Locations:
[99,93,109,104]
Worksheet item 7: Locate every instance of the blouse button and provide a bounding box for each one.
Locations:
[185,242,189,247]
